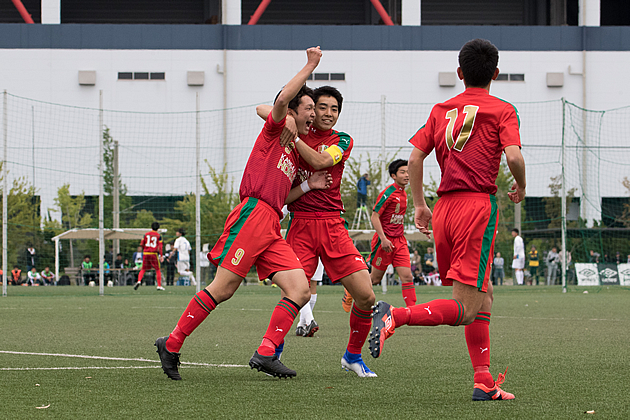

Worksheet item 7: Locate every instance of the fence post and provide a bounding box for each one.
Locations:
[196,93,201,292]
[98,91,104,296]
[561,98,567,292]
[2,90,7,297]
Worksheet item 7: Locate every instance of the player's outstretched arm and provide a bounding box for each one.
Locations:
[271,47,321,124]
[408,147,432,239]
[285,171,333,204]
[504,145,526,203]
[294,139,335,170]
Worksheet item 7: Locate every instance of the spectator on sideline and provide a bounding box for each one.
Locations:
[11,266,21,285]
[356,173,370,208]
[164,243,177,286]
[546,247,559,285]
[41,266,55,285]
[132,246,143,270]
[493,252,504,286]
[588,249,600,263]
[82,255,95,285]
[615,251,622,264]
[423,247,436,274]
[26,267,41,286]
[410,250,421,273]
[114,253,124,269]
[24,244,37,272]
[511,228,525,285]
[528,245,540,285]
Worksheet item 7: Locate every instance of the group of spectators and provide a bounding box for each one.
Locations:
[587,250,629,264]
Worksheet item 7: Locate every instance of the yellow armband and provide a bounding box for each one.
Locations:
[324,145,344,165]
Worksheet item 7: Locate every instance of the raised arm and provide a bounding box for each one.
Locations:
[271,47,321,124]
[504,145,526,203]
[408,147,432,239]
[285,171,333,204]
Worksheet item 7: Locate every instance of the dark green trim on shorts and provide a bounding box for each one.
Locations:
[217,198,258,264]
[477,195,498,290]
[285,212,294,240]
[368,237,381,265]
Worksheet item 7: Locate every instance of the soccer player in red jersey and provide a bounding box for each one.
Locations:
[155,47,332,380]
[258,85,378,377]
[369,39,526,401]
[134,222,164,291]
[368,159,417,307]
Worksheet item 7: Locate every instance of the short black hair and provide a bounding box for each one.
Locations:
[313,86,343,113]
[388,159,408,176]
[177,227,186,236]
[512,228,519,235]
[458,39,499,88]
[274,85,314,113]
[151,222,160,231]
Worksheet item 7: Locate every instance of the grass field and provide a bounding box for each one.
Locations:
[1,284,629,419]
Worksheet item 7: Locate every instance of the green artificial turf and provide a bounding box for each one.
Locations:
[1,284,629,419]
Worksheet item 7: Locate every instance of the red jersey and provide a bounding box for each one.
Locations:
[373,183,407,238]
[141,230,163,254]
[287,127,352,213]
[240,113,299,218]
[409,88,521,196]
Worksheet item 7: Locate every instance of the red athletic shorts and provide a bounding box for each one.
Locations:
[432,192,498,292]
[141,253,161,271]
[368,234,410,271]
[209,197,303,280]
[286,211,368,283]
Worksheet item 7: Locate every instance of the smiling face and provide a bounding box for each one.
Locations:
[391,165,409,187]
[289,95,315,136]
[313,95,339,131]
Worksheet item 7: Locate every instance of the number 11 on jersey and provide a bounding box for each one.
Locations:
[445,105,479,152]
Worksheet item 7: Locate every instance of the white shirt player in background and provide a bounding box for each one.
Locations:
[511,228,525,285]
[173,228,196,286]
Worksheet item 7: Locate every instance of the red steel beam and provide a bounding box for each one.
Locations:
[11,0,34,24]
[248,0,272,25]
[369,0,394,25]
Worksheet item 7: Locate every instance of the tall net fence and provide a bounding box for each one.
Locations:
[1,92,629,292]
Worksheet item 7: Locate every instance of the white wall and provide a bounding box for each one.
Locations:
[1,48,628,220]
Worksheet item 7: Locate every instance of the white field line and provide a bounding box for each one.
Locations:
[0,350,247,368]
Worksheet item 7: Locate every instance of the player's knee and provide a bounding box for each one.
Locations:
[296,288,311,307]
[355,290,375,310]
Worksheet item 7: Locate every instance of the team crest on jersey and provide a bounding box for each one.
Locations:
[317,144,328,153]
[395,203,400,213]
[285,141,296,154]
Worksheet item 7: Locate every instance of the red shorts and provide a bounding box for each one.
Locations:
[141,253,161,271]
[432,192,498,292]
[286,211,368,283]
[368,234,410,271]
[209,197,303,280]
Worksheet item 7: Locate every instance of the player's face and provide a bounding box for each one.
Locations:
[313,95,339,131]
[294,96,315,136]
[392,166,409,187]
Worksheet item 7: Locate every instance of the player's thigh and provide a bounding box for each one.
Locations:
[370,266,386,285]
[271,269,310,307]
[286,219,320,279]
[340,270,375,310]
[205,266,246,303]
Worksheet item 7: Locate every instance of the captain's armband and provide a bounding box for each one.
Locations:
[324,145,344,165]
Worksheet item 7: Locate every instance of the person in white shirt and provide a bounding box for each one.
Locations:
[511,228,525,285]
[173,228,196,285]
[27,267,41,286]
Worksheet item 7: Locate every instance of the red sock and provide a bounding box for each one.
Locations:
[401,282,417,306]
[137,269,145,283]
[156,269,162,287]
[465,312,493,387]
[166,290,217,353]
[346,304,372,354]
[392,299,464,327]
[257,298,300,356]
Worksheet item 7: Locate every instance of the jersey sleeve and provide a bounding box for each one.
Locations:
[499,103,521,149]
[140,234,146,247]
[262,112,286,141]
[372,186,395,215]
[409,110,436,155]
[332,131,353,165]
